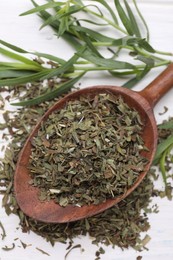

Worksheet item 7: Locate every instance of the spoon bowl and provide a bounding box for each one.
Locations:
[14,64,173,223]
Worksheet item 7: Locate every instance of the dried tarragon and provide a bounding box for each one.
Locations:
[0,83,153,252]
[28,93,148,206]
[1,83,173,255]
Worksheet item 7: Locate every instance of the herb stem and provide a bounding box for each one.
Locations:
[0,221,6,240]
[84,7,128,35]
[136,60,171,69]
[154,49,173,57]
[74,59,171,73]
[91,42,172,64]
[134,47,172,63]
[92,42,116,47]
[73,65,113,72]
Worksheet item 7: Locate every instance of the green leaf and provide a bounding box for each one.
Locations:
[124,0,141,37]
[0,47,41,68]
[79,30,103,58]
[0,70,33,79]
[31,52,66,65]
[138,39,155,53]
[132,0,150,40]
[122,66,150,88]
[121,37,155,53]
[0,61,42,71]
[11,72,85,106]
[40,5,89,32]
[159,149,168,184]
[114,0,134,35]
[79,49,135,70]
[58,15,69,37]
[71,25,114,43]
[153,134,173,164]
[158,120,173,130]
[0,70,49,87]
[111,36,154,51]
[159,144,173,184]
[0,39,28,53]
[91,0,118,24]
[41,47,86,80]
[0,39,67,64]
[77,18,107,26]
[20,2,64,16]
[40,13,61,30]
[35,7,81,49]
[136,55,155,66]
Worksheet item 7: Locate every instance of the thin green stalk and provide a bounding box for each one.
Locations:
[93,41,118,47]
[83,7,128,35]
[92,42,173,59]
[56,60,171,74]
[135,47,172,63]
[136,60,171,69]
[154,49,173,57]
[98,43,172,65]
[75,60,91,65]
[132,0,150,41]
[74,65,121,71]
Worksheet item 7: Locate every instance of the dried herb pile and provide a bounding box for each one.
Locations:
[29,93,147,206]
[0,83,172,257]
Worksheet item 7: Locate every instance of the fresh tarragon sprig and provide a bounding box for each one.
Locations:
[0,0,172,106]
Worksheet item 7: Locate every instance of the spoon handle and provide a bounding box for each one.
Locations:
[139,63,173,108]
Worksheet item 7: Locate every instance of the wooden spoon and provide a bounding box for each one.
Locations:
[14,64,173,223]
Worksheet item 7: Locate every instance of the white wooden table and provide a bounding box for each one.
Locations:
[0,1,173,259]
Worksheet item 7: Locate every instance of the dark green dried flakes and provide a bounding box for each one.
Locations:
[0,83,173,254]
[29,93,148,206]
